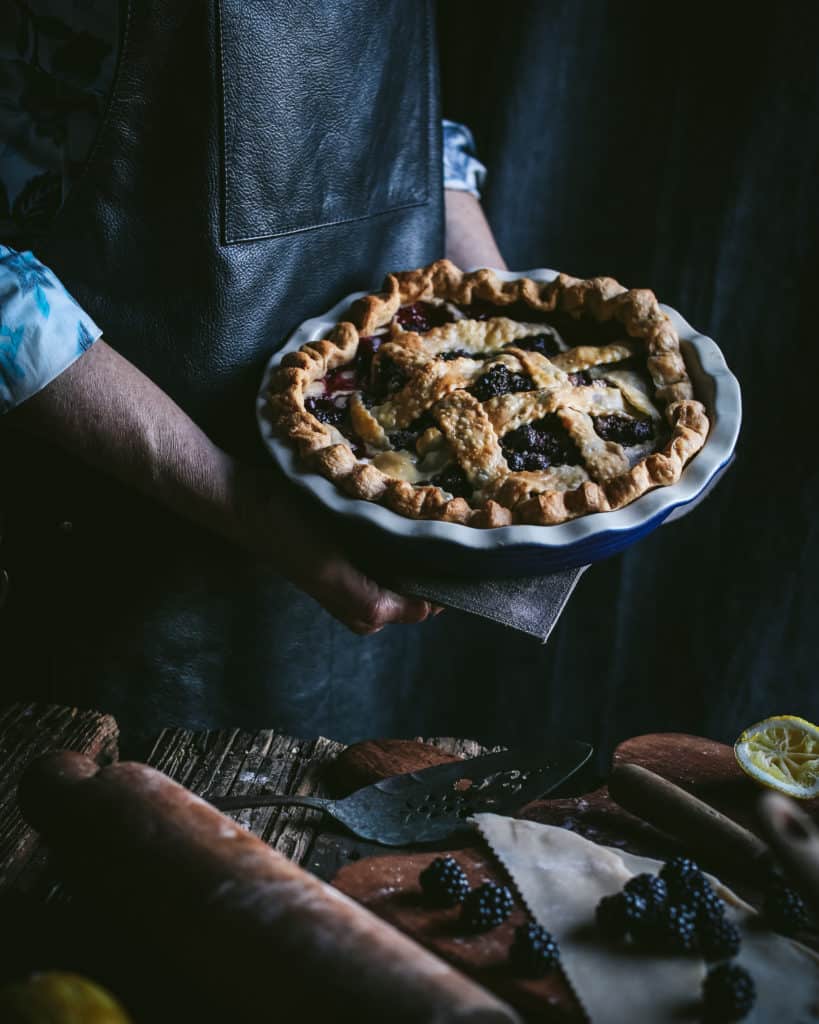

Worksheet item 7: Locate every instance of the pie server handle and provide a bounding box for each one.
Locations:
[210,792,335,815]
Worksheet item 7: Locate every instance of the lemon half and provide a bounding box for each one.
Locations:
[734,715,819,799]
[0,972,132,1024]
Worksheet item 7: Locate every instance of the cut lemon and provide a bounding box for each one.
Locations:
[734,715,819,799]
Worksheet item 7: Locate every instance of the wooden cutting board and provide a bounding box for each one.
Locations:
[332,732,807,1023]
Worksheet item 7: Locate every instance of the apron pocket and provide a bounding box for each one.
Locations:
[217,0,431,243]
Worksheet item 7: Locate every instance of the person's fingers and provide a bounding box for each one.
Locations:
[304,555,433,634]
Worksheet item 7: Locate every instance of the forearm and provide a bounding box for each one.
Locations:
[444,189,507,271]
[11,339,252,544]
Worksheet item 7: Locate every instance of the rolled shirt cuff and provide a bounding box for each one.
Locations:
[442,119,488,200]
[0,246,101,414]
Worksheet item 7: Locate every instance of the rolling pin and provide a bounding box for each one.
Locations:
[18,752,520,1024]
[608,762,771,880]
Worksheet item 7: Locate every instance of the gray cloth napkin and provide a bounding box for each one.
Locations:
[394,565,588,642]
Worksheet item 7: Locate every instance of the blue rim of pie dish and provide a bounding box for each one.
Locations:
[257,268,742,577]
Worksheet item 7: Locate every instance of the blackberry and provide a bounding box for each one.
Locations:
[509,922,561,977]
[419,856,470,907]
[764,881,808,935]
[304,396,347,428]
[568,370,593,386]
[388,429,419,452]
[595,891,648,942]
[652,903,698,954]
[592,414,654,447]
[377,355,408,396]
[695,886,727,927]
[505,451,526,472]
[394,301,453,333]
[469,364,535,402]
[702,963,756,1021]
[699,915,741,962]
[503,423,541,453]
[430,465,472,501]
[461,882,514,932]
[624,873,667,919]
[439,348,477,361]
[510,333,560,357]
[660,857,707,906]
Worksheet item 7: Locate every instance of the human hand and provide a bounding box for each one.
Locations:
[239,471,437,635]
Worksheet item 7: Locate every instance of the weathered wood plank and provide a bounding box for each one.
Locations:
[0,703,119,890]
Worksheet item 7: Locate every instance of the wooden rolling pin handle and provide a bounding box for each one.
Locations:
[609,763,769,876]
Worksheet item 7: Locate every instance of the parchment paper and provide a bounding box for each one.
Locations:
[474,813,819,1023]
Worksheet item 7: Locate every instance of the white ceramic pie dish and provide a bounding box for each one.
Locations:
[257,268,741,577]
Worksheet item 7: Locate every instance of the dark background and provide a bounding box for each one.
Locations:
[434,1,819,764]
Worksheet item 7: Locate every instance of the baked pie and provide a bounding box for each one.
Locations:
[267,261,709,528]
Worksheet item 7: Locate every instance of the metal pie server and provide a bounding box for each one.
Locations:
[210,740,593,846]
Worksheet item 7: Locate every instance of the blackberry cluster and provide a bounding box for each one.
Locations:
[596,858,744,961]
[501,415,581,474]
[509,923,561,977]
[419,855,470,908]
[702,963,756,1021]
[592,413,654,447]
[469,363,535,402]
[461,882,515,932]
[764,880,808,935]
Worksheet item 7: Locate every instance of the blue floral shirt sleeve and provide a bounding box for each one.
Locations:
[0,246,101,414]
[442,120,488,199]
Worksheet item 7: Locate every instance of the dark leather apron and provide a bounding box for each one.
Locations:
[1,0,443,753]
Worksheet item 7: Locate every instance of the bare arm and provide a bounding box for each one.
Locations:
[11,339,433,634]
[444,189,507,271]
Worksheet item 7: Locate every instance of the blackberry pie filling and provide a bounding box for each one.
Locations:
[269,261,709,527]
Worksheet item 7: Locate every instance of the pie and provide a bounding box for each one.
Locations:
[266,260,710,528]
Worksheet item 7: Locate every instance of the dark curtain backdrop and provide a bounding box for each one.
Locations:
[434,1,819,766]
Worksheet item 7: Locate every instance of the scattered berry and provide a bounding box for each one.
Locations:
[764,881,808,935]
[695,886,727,927]
[595,891,649,942]
[592,414,654,447]
[509,922,561,977]
[469,363,535,401]
[461,882,514,932]
[652,903,698,954]
[699,915,741,962]
[419,856,470,907]
[624,873,668,919]
[702,963,756,1021]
